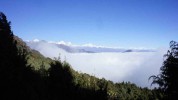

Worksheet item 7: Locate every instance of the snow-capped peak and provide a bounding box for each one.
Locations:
[33,39,40,42]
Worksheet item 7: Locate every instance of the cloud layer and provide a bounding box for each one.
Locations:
[27,40,167,88]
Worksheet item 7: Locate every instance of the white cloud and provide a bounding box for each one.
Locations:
[65,51,165,88]
[27,40,167,88]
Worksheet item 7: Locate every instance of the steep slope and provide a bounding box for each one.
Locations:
[14,36,53,70]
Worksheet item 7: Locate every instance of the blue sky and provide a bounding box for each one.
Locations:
[0,0,178,48]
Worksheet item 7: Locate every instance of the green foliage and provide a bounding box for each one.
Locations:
[27,50,52,70]
[13,36,53,70]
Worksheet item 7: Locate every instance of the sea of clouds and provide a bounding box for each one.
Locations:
[27,40,167,88]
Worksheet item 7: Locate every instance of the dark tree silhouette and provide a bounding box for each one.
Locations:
[150,41,178,99]
[0,12,46,100]
[48,60,74,100]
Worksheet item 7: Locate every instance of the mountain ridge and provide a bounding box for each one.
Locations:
[26,39,156,53]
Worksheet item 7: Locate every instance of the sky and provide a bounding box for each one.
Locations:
[0,0,178,48]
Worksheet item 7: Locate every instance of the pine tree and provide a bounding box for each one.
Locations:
[0,12,45,100]
[150,41,178,99]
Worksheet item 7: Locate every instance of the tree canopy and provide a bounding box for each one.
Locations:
[150,41,178,99]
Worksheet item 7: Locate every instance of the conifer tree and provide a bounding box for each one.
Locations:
[150,41,178,99]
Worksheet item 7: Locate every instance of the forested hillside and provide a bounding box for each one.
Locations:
[0,12,170,100]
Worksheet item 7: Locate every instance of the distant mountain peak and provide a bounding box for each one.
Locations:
[26,39,156,53]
